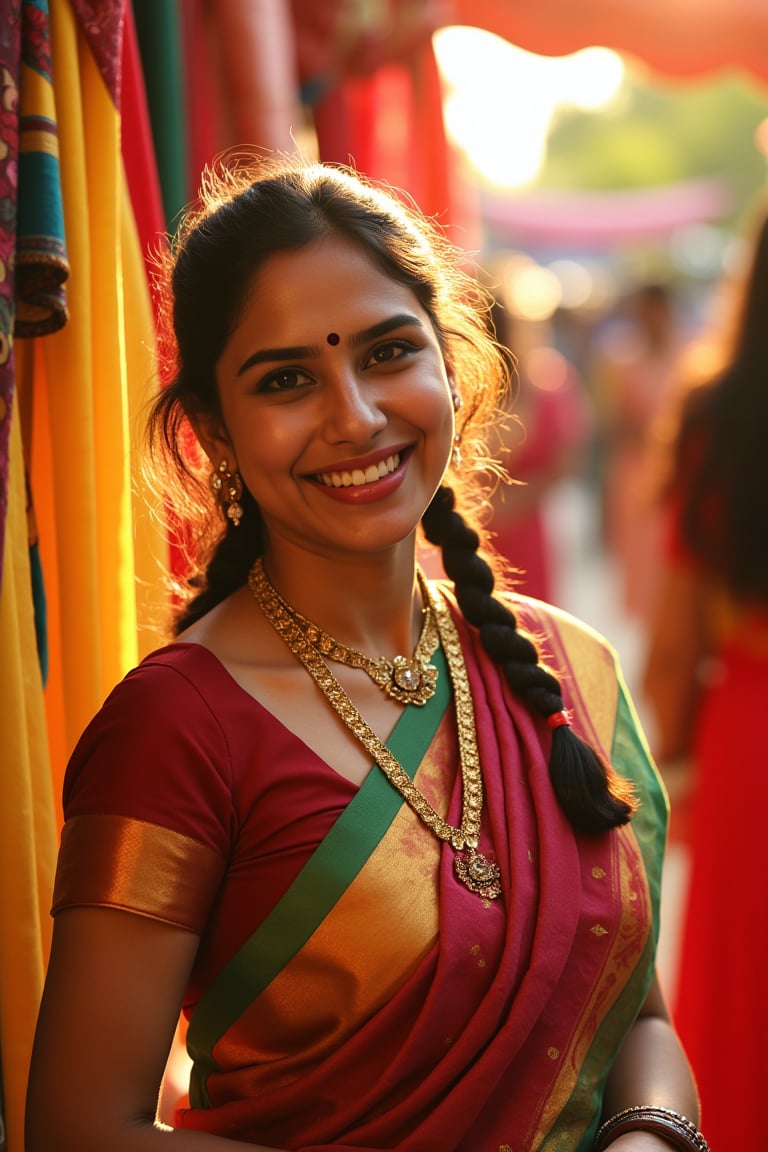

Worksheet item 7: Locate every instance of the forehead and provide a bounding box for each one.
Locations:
[234,236,426,338]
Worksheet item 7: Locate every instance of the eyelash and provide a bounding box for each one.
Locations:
[255,338,420,394]
[365,338,418,366]
[257,368,312,394]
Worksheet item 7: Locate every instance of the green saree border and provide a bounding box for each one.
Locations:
[543,678,669,1151]
[187,646,451,1105]
[610,678,668,937]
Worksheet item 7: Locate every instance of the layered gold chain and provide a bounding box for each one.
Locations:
[251,561,439,706]
[247,560,502,900]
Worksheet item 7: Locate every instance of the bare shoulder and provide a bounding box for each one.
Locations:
[177,583,293,671]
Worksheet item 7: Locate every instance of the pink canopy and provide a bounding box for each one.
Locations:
[480,178,733,248]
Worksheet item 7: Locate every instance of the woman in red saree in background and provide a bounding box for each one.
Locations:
[643,203,768,1152]
[27,157,704,1152]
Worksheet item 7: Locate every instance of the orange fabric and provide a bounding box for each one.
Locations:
[0,388,58,1152]
[53,814,224,931]
[205,748,445,1101]
[453,0,768,85]
[32,2,168,790]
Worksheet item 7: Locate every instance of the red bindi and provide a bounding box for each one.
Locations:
[326,332,340,346]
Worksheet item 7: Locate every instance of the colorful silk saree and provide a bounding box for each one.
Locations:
[53,586,667,1151]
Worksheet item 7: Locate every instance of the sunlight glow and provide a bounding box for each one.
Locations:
[507,263,563,321]
[433,27,625,189]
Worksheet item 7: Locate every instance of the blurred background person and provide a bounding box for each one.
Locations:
[488,296,594,604]
[592,280,691,625]
[642,200,768,1152]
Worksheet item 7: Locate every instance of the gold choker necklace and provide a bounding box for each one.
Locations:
[248,560,502,901]
[251,560,439,706]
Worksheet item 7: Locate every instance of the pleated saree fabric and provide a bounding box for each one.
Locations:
[53,585,667,1152]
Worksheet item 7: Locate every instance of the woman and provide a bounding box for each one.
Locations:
[643,205,768,1152]
[27,158,705,1152]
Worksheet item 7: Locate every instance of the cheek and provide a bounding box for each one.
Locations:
[229,410,310,483]
[421,395,455,476]
[429,384,456,441]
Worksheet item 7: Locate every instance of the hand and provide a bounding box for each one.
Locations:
[604,1132,686,1150]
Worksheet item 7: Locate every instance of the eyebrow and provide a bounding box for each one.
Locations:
[236,313,424,376]
[350,313,424,346]
[237,343,320,376]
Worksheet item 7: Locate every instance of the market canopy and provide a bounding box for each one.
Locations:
[480,178,733,249]
[290,0,768,233]
[450,0,768,86]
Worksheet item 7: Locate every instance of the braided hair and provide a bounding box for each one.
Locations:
[423,486,635,833]
[147,153,636,835]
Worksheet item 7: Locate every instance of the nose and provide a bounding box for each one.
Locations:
[321,375,387,444]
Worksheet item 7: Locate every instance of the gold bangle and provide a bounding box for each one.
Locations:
[595,1106,710,1151]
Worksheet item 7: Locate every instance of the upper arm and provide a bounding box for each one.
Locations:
[635,968,671,1022]
[26,907,199,1152]
[603,967,700,1121]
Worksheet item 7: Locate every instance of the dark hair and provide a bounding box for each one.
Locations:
[147,153,635,835]
[673,209,768,602]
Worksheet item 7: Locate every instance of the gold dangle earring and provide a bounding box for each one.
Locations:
[450,386,463,469]
[210,458,244,527]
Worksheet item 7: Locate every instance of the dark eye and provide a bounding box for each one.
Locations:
[257,367,313,393]
[365,339,418,368]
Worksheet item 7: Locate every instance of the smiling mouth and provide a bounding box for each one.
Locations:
[316,452,402,489]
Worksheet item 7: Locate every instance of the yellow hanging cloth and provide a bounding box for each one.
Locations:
[1,3,169,1147]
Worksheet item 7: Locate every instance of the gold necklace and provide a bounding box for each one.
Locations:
[252,561,439,706]
[248,560,503,901]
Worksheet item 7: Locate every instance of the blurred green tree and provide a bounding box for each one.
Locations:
[539,67,767,227]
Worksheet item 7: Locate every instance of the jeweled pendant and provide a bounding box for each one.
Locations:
[383,656,438,706]
[454,849,502,900]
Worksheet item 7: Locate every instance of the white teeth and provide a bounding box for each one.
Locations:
[318,452,401,488]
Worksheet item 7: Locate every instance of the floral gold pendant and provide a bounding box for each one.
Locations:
[454,849,502,900]
[379,655,438,705]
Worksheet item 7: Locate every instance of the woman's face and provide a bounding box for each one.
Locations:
[206,236,455,563]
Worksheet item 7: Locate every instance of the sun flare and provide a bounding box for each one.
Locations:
[433,27,625,189]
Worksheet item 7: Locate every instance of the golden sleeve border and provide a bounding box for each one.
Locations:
[52,814,225,934]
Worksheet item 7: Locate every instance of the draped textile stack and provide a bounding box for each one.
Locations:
[0,2,163,1148]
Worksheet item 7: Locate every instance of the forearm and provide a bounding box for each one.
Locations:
[597,1014,706,1150]
[148,1121,282,1152]
[26,1111,284,1152]
[25,912,286,1152]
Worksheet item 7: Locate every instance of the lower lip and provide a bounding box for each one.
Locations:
[309,455,409,505]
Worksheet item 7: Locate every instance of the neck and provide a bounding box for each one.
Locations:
[260,546,425,657]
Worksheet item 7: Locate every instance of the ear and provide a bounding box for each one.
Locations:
[447,369,463,415]
[187,405,236,474]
